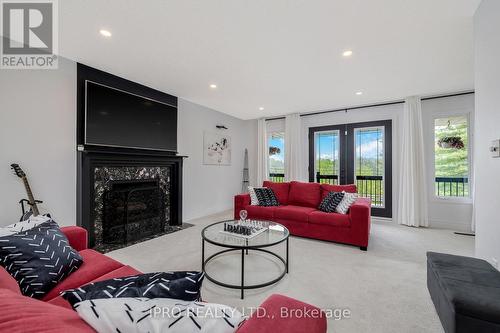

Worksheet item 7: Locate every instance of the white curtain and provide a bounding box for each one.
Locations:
[256,118,268,187]
[397,96,429,227]
[285,113,301,181]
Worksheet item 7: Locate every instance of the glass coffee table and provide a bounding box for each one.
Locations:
[201,220,289,299]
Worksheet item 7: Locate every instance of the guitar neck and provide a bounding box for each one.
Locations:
[22,176,40,216]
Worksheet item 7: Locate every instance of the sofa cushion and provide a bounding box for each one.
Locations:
[308,211,351,227]
[42,248,124,301]
[48,265,142,310]
[320,184,357,200]
[0,266,21,294]
[254,188,280,207]
[62,271,204,307]
[288,181,321,208]
[0,220,84,299]
[275,205,316,222]
[245,205,277,219]
[318,192,345,213]
[263,181,290,205]
[75,298,244,333]
[0,289,95,333]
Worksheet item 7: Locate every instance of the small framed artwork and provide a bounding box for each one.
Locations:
[203,131,231,165]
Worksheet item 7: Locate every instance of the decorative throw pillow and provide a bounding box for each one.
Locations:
[0,220,83,299]
[74,297,244,333]
[247,186,261,205]
[62,271,204,307]
[336,192,358,214]
[0,215,50,237]
[318,191,345,213]
[254,188,280,207]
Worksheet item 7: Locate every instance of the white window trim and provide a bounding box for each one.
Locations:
[430,112,473,204]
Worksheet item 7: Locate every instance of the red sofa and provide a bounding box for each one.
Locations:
[0,226,327,333]
[235,181,371,250]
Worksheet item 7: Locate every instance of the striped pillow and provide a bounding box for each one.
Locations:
[318,192,345,213]
[336,192,358,214]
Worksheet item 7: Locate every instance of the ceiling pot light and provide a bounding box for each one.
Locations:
[259,107,264,111]
[209,84,217,89]
[356,91,363,95]
[342,50,353,57]
[99,29,112,37]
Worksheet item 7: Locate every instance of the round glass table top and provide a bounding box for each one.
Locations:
[202,220,289,248]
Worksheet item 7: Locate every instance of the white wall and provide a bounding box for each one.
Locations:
[177,99,257,221]
[0,58,77,226]
[0,57,257,226]
[474,0,500,266]
[298,96,474,231]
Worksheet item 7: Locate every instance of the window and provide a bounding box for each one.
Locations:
[434,116,469,197]
[314,130,340,184]
[268,132,285,182]
[354,127,385,207]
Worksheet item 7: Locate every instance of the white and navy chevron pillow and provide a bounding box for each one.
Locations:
[254,188,280,207]
[75,297,244,333]
[318,191,345,213]
[336,192,358,214]
[0,220,83,299]
[62,271,204,307]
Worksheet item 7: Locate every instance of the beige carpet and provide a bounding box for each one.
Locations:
[108,211,474,333]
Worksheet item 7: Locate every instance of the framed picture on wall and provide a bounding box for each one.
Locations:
[203,131,231,165]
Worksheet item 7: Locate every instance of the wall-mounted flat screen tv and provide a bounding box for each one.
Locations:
[85,80,177,152]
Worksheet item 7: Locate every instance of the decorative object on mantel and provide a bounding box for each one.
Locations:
[242,149,249,192]
[203,131,231,165]
[437,136,465,149]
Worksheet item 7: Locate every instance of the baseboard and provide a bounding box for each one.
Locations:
[428,218,472,233]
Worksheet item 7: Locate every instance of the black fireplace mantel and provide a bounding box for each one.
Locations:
[77,148,186,248]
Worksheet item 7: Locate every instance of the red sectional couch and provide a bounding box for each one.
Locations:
[235,181,371,250]
[0,226,327,333]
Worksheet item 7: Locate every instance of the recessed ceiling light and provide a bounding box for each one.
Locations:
[356,91,363,95]
[342,50,353,57]
[259,107,264,111]
[209,84,217,89]
[99,29,112,37]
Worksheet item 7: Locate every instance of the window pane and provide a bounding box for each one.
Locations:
[434,116,469,197]
[314,131,340,184]
[354,127,385,207]
[268,132,285,182]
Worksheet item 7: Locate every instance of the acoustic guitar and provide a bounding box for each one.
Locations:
[11,163,40,219]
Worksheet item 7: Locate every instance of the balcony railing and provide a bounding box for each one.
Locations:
[435,177,469,197]
[315,173,339,184]
[269,173,285,183]
[316,173,384,207]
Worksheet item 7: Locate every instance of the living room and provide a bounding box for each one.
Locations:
[0,1,499,332]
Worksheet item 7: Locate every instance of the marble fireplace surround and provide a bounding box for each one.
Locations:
[77,149,184,250]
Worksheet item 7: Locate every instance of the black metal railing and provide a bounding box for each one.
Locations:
[315,173,384,206]
[316,173,339,185]
[435,177,469,197]
[269,173,285,182]
[356,175,384,207]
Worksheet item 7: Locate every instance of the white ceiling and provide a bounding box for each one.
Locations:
[59,0,480,120]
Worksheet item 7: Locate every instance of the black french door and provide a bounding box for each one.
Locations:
[308,120,392,218]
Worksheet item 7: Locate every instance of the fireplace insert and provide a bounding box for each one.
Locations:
[103,179,165,245]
